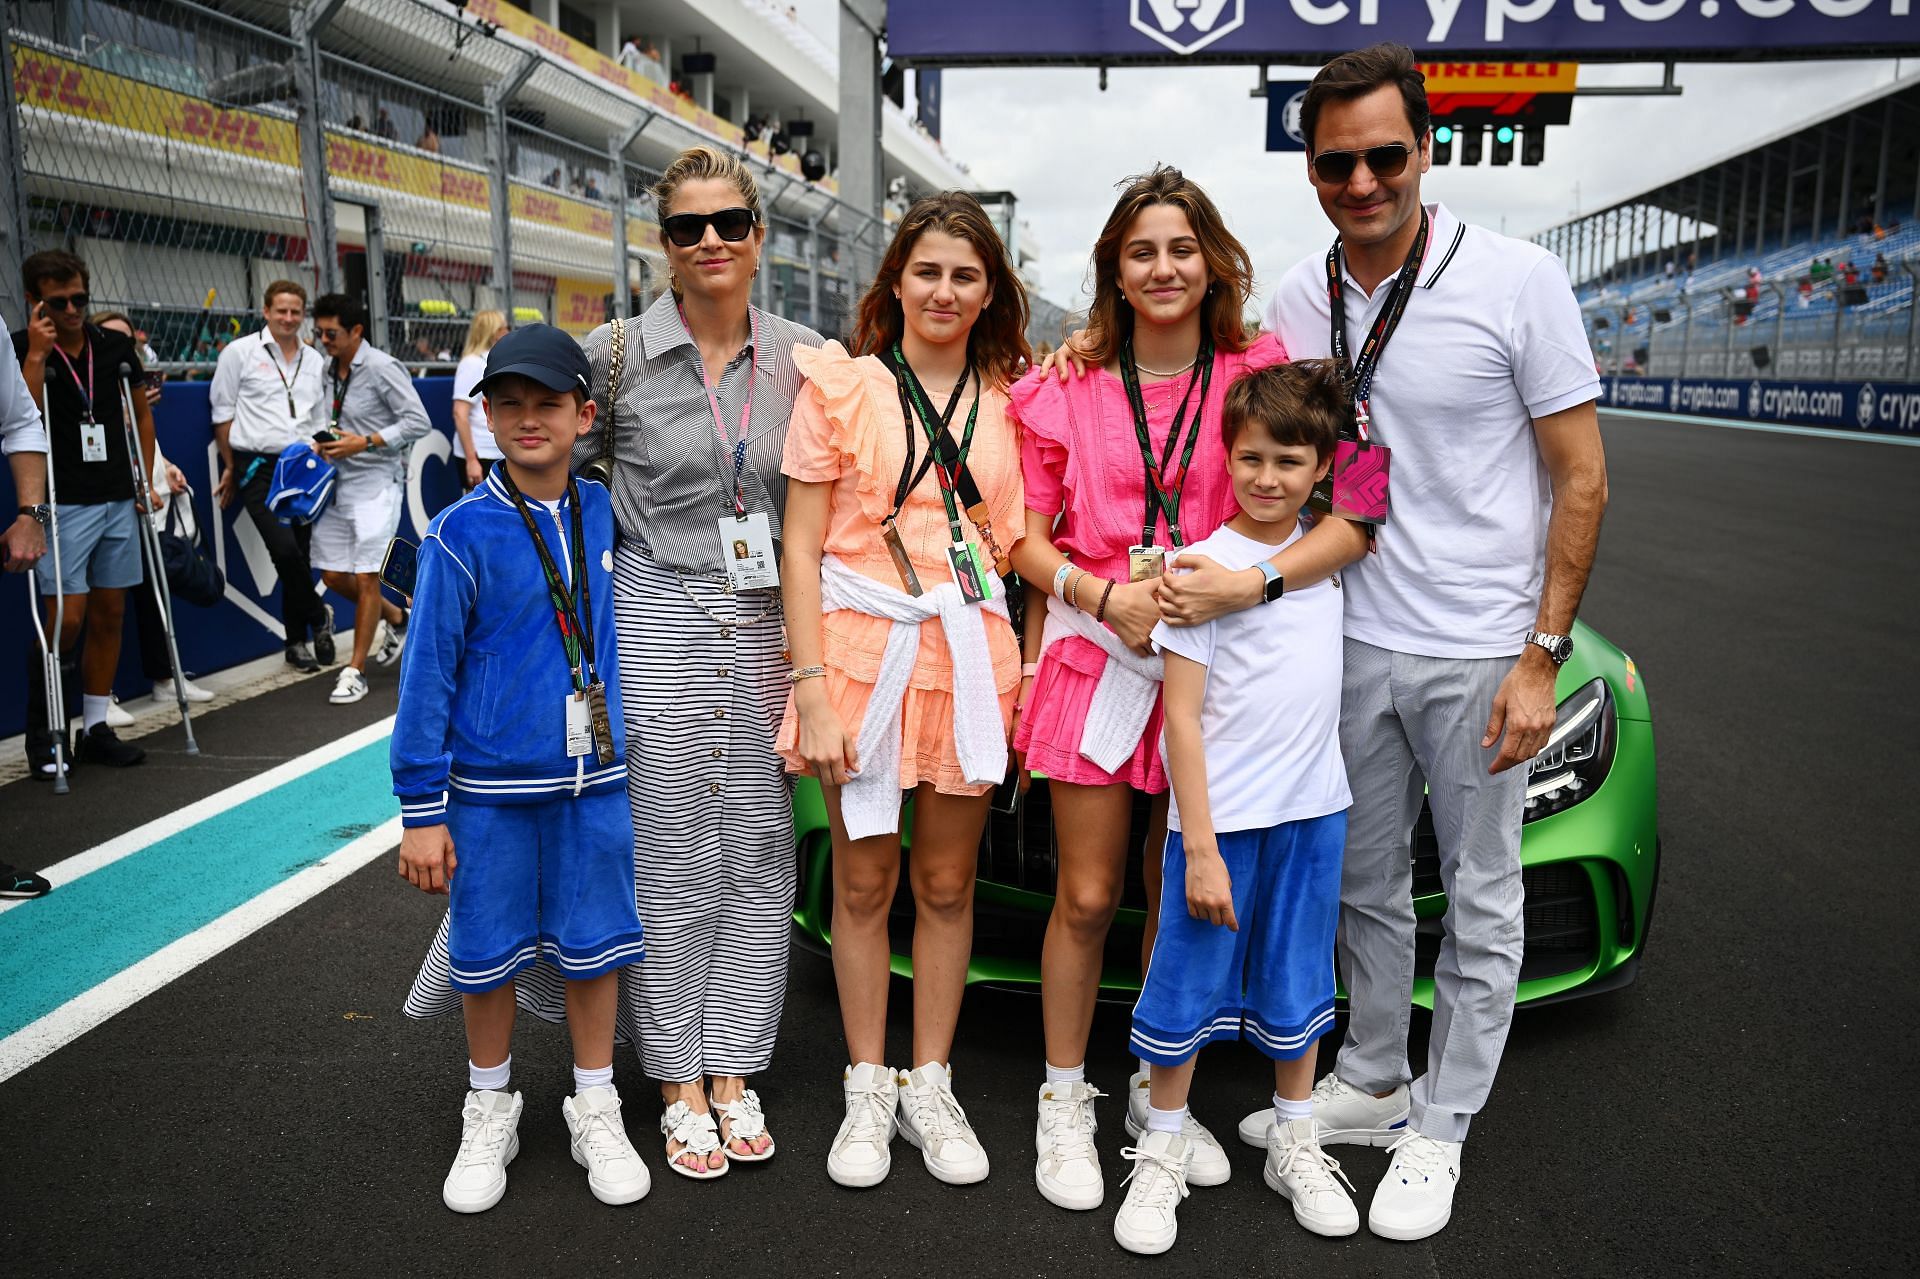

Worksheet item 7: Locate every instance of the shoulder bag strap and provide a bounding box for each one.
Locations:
[596,316,627,468]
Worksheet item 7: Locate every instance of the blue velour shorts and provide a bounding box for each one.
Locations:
[1130,810,1347,1065]
[445,790,645,993]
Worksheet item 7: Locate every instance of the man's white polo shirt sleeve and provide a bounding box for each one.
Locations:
[1509,252,1601,420]
[208,340,243,425]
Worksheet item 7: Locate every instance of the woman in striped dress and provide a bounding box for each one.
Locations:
[405,145,820,1180]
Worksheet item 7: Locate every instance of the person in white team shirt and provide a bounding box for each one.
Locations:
[1111,362,1355,1257]
[450,310,507,490]
[1167,45,1608,1243]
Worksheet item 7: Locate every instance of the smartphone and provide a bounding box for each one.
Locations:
[380,537,419,600]
[991,763,1024,815]
[312,429,340,445]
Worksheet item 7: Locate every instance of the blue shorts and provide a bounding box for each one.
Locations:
[445,790,645,993]
[1131,810,1347,1065]
[40,501,143,595]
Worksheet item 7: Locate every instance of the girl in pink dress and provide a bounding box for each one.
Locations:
[1008,166,1286,1211]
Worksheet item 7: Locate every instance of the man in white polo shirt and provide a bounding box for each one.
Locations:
[211,280,332,672]
[1164,44,1608,1242]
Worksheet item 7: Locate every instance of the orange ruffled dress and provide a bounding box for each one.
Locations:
[776,341,1025,796]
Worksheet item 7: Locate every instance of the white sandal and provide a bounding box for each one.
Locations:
[660,1100,727,1180]
[712,1089,776,1162]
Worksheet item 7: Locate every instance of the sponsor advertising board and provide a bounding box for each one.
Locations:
[1600,376,1920,436]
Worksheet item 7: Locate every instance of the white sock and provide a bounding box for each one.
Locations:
[573,1063,614,1095]
[469,1056,510,1092]
[1138,1057,1153,1078]
[1146,1103,1185,1135]
[1273,1092,1312,1128]
[82,695,110,730]
[1044,1060,1085,1086]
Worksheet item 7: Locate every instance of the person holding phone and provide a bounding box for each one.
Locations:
[12,250,155,776]
[210,280,332,673]
[777,193,1029,1190]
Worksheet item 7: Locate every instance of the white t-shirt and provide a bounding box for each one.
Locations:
[1264,202,1599,659]
[1151,523,1350,835]
[208,331,326,455]
[451,353,501,459]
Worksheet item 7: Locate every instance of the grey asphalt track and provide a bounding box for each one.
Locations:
[3,411,1917,1277]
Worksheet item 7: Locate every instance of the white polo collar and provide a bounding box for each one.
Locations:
[1339,202,1467,295]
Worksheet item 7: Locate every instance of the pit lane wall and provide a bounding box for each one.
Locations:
[1600,376,1920,437]
[1,378,460,739]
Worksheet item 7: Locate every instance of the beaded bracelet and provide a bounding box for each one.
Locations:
[788,665,827,683]
[1068,570,1087,613]
[1095,580,1116,623]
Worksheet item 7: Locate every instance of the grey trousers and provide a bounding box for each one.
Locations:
[1334,637,1528,1143]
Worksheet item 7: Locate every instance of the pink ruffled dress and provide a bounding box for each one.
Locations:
[1011,333,1288,792]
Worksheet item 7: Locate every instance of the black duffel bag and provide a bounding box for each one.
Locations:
[159,487,225,608]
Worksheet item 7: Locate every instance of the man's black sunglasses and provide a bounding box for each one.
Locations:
[39,293,91,312]
[662,206,759,248]
[1309,143,1414,186]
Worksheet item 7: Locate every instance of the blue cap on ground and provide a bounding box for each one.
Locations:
[476,324,591,396]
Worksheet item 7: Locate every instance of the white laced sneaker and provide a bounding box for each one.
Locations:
[329,666,367,705]
[1263,1117,1359,1237]
[1124,1070,1231,1186]
[563,1086,651,1204]
[1238,1072,1411,1148]
[153,676,215,704]
[443,1089,522,1213]
[104,696,134,728]
[827,1063,897,1189]
[1368,1132,1462,1241]
[1034,1080,1105,1210]
[373,616,408,667]
[896,1062,989,1185]
[660,1099,727,1180]
[712,1087,775,1161]
[1112,1130,1191,1255]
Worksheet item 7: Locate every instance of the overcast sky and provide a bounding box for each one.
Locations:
[790,3,1911,311]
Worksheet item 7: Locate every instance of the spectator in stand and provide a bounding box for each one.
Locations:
[1663,259,1675,281]
[375,107,397,140]
[451,309,508,490]
[13,249,154,776]
[543,166,562,190]
[93,310,213,714]
[1841,260,1859,287]
[417,125,441,154]
[584,175,603,201]
[1746,266,1762,301]
[1797,277,1813,307]
[1873,252,1889,284]
[308,292,431,706]
[211,280,333,674]
[617,36,646,72]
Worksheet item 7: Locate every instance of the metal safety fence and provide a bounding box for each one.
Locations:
[2,0,1072,372]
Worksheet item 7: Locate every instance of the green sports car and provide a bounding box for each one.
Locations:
[791,618,1657,1007]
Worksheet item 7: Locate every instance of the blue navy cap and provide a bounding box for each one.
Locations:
[476,323,592,396]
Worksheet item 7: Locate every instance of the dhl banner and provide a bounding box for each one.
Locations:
[13,47,620,245]
[1418,62,1578,94]
[554,277,611,336]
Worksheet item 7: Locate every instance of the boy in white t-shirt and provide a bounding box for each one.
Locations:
[1114,361,1355,1256]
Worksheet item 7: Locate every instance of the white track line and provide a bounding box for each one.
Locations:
[0,715,396,915]
[0,817,402,1083]
[1603,408,1920,446]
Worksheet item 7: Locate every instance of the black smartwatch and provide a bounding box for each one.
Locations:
[18,504,50,530]
[1256,561,1285,604]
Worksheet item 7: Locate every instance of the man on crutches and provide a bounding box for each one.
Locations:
[3,333,59,894]
[13,250,152,775]
[116,357,199,756]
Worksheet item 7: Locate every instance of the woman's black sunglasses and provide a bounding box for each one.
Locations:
[662,206,759,248]
[1309,143,1413,186]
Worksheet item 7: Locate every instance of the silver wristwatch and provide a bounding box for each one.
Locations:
[1524,629,1574,666]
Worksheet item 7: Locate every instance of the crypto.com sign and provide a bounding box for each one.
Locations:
[886,0,1918,64]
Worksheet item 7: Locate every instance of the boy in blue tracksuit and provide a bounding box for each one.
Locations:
[391,325,649,1214]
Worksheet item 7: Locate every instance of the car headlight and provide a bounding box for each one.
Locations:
[1523,677,1616,822]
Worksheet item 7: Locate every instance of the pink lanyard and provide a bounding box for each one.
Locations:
[682,305,758,516]
[53,336,96,420]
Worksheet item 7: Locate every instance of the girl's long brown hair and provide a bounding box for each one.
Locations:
[1079,165,1255,366]
[851,191,1032,389]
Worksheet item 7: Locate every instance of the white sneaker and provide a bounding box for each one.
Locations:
[1112,1129,1191,1256]
[1263,1117,1359,1237]
[104,696,134,728]
[443,1089,522,1213]
[827,1062,898,1189]
[373,616,408,667]
[329,666,368,704]
[1123,1070,1231,1186]
[1034,1080,1105,1210]
[563,1086,651,1204]
[1238,1073,1411,1148]
[896,1062,990,1185]
[1368,1132,1462,1241]
[153,676,215,704]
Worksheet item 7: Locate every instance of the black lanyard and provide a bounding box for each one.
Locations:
[264,333,303,419]
[498,469,597,692]
[327,359,355,432]
[51,334,98,422]
[1117,333,1213,548]
[891,344,979,546]
[887,357,970,522]
[1326,207,1429,440]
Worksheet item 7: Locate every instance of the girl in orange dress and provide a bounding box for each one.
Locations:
[777,193,1031,1191]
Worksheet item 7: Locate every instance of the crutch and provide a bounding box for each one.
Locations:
[117,363,198,756]
[25,378,70,792]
